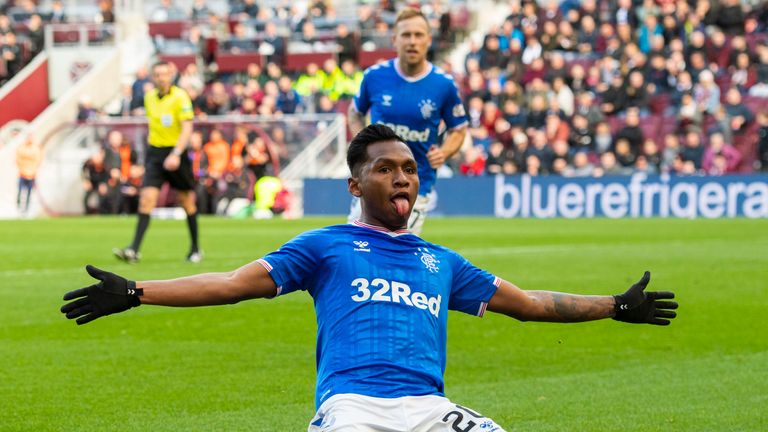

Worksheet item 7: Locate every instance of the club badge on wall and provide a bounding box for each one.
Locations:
[69,61,92,83]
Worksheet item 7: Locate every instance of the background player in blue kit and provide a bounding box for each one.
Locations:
[347,8,468,236]
[61,125,678,431]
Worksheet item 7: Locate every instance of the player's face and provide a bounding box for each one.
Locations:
[393,16,431,70]
[152,64,173,94]
[350,140,419,231]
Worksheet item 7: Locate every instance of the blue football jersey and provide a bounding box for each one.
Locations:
[258,221,499,408]
[353,60,468,196]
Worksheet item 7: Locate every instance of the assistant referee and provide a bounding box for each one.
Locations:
[114,61,201,263]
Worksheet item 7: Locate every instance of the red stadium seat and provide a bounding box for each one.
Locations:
[158,54,198,71]
[215,51,263,73]
[148,21,188,39]
[358,49,396,68]
[284,52,336,72]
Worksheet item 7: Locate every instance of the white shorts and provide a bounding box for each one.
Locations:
[307,393,506,432]
[347,193,433,237]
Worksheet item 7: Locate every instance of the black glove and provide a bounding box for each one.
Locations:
[60,265,142,325]
[613,271,678,325]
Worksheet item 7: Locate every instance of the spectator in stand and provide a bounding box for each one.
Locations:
[201,81,231,116]
[525,94,549,133]
[227,23,258,53]
[15,135,43,215]
[693,70,720,115]
[335,23,357,65]
[638,13,662,54]
[623,70,650,113]
[119,165,144,214]
[97,0,115,24]
[749,43,768,97]
[575,91,604,129]
[757,111,768,171]
[528,130,555,173]
[187,130,208,213]
[677,92,702,132]
[459,145,486,176]
[702,131,742,175]
[613,138,636,169]
[232,0,259,20]
[230,126,248,165]
[550,76,574,117]
[244,135,271,180]
[641,138,662,172]
[151,0,186,22]
[26,14,44,57]
[660,133,681,172]
[77,95,101,122]
[601,74,626,116]
[50,0,67,23]
[82,148,119,215]
[131,67,151,112]
[545,113,569,143]
[568,113,594,153]
[723,87,755,134]
[563,151,595,177]
[615,107,645,156]
[276,75,301,114]
[178,63,204,96]
[215,155,251,215]
[204,129,230,183]
[594,151,625,176]
[294,62,324,100]
[330,60,362,102]
[485,141,511,175]
[479,33,508,74]
[104,130,136,185]
[1,31,22,79]
[715,0,745,36]
[190,0,211,20]
[681,127,705,170]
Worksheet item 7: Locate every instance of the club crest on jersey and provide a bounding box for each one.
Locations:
[353,241,370,252]
[382,94,393,106]
[419,99,437,119]
[415,247,440,273]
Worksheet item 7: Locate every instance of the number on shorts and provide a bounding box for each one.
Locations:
[442,411,477,432]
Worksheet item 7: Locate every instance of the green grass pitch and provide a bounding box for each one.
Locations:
[0,216,766,431]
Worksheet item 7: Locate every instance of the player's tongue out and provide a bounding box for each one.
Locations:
[392,197,410,216]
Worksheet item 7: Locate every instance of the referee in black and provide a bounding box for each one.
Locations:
[114,61,201,263]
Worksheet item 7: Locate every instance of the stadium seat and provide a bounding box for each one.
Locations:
[215,51,263,73]
[158,54,198,71]
[284,52,336,72]
[358,49,397,68]
[148,21,188,39]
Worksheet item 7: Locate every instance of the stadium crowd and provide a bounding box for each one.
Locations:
[450,0,768,178]
[69,0,768,216]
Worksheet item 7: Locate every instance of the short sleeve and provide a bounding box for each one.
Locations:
[440,77,467,130]
[257,230,325,296]
[448,252,500,317]
[176,88,194,122]
[353,70,371,114]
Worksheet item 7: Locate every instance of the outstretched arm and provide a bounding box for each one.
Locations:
[61,261,277,325]
[487,280,614,323]
[139,259,277,306]
[487,272,677,325]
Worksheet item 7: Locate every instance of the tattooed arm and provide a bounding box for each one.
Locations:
[487,279,616,322]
